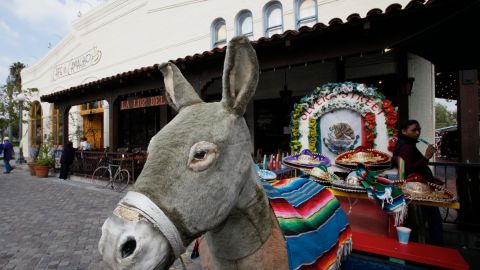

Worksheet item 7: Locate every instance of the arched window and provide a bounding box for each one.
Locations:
[264,1,283,37]
[51,104,63,146]
[211,18,227,48]
[235,10,253,40]
[30,101,42,146]
[295,0,317,29]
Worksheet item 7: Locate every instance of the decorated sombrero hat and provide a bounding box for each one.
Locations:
[335,146,391,171]
[304,164,339,184]
[283,149,330,169]
[400,173,456,203]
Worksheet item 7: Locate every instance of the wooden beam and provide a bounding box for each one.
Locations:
[458,70,479,163]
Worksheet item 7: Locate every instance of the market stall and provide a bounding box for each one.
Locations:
[265,82,468,269]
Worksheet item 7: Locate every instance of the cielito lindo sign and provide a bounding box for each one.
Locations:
[53,47,102,81]
[120,96,167,110]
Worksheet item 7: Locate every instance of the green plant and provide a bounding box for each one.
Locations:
[36,156,55,167]
[35,143,55,167]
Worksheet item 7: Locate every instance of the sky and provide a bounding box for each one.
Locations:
[0,0,105,85]
[435,98,457,112]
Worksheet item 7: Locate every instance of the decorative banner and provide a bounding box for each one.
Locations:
[120,95,167,110]
[290,82,397,160]
[53,47,102,81]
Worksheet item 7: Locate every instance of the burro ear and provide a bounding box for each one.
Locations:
[221,36,259,116]
[159,62,203,112]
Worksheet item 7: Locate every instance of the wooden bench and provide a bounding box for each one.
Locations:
[352,231,469,269]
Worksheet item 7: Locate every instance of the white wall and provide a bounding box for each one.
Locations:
[408,53,435,154]
[19,0,413,158]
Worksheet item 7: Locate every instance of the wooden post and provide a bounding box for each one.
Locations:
[108,96,119,151]
[60,105,70,146]
[458,70,479,163]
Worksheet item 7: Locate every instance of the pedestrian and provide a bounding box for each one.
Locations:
[59,141,75,180]
[392,119,444,246]
[3,137,14,174]
[79,137,91,151]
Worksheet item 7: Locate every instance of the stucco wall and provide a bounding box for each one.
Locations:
[408,53,435,154]
[19,0,413,158]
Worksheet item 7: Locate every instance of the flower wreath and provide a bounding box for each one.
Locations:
[289,82,398,153]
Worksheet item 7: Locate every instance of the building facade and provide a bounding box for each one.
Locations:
[21,0,455,158]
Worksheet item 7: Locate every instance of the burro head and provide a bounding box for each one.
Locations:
[99,36,260,270]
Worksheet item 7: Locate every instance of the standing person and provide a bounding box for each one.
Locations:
[79,137,91,151]
[393,120,444,246]
[59,141,75,180]
[3,137,14,174]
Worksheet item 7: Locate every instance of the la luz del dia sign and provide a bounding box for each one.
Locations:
[120,96,167,110]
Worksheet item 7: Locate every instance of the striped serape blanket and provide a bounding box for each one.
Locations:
[262,177,352,270]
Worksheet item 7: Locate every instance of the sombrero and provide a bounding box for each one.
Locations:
[335,147,391,171]
[283,149,330,169]
[305,164,339,184]
[400,173,456,202]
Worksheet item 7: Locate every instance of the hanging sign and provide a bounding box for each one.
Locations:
[120,95,167,110]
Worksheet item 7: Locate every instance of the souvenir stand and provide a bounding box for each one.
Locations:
[278,82,467,269]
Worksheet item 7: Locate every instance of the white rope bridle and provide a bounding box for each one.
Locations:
[117,191,186,258]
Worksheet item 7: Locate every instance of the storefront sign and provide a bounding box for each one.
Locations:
[290,82,398,157]
[53,47,102,81]
[300,92,383,120]
[120,95,167,110]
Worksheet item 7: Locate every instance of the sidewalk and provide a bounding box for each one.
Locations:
[0,161,201,270]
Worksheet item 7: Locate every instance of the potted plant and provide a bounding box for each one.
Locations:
[27,147,40,176]
[34,144,54,178]
[27,160,37,176]
[34,156,54,178]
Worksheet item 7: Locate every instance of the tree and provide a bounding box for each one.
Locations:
[435,103,457,129]
[0,62,37,139]
[9,62,26,90]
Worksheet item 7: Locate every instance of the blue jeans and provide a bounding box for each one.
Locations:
[3,159,12,172]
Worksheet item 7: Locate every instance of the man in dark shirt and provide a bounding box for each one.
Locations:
[3,137,14,173]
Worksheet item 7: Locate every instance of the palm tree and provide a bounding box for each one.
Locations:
[2,62,26,139]
[8,62,26,91]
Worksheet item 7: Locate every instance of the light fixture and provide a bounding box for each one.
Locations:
[15,91,27,164]
[15,93,26,102]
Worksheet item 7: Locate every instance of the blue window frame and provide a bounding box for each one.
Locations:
[295,0,317,29]
[263,1,283,38]
[211,18,227,48]
[235,10,253,40]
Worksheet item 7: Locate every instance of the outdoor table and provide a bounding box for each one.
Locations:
[328,188,460,209]
[327,187,467,269]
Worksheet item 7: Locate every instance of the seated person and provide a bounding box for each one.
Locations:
[392,119,444,246]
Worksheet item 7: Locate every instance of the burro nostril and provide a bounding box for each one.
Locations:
[120,238,137,259]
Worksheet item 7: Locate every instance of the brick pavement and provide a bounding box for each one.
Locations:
[0,167,201,270]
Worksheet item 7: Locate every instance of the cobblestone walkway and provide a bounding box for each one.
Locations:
[0,167,200,270]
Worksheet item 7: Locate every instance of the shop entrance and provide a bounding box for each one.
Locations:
[119,106,170,150]
[83,113,103,149]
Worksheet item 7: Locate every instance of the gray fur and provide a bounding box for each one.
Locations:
[158,62,203,112]
[221,36,259,115]
[100,36,272,269]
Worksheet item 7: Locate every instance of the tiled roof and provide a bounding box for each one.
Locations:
[41,0,435,102]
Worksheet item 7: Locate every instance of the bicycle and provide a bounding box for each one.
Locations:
[91,157,130,192]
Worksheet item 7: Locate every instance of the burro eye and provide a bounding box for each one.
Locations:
[188,141,218,171]
[193,150,207,160]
